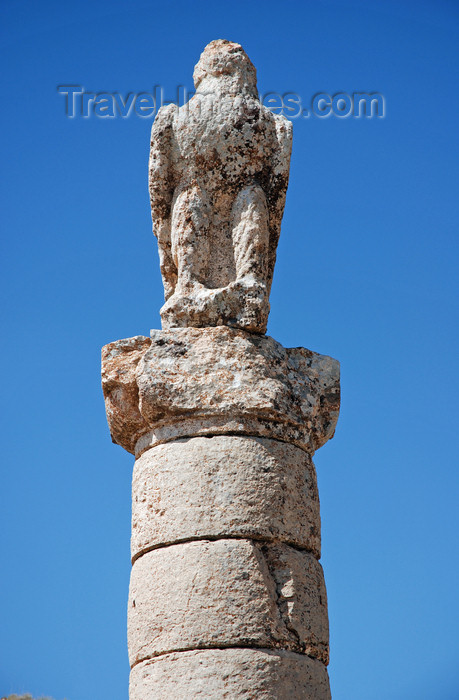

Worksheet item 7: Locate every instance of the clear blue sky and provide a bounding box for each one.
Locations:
[1,1,458,698]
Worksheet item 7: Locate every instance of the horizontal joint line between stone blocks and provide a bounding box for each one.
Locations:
[130,643,328,671]
[131,534,319,565]
[136,430,315,459]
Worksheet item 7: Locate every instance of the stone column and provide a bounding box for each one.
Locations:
[102,328,339,698]
[101,39,340,699]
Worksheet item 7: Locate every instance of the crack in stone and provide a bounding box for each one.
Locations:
[257,542,329,665]
[258,543,303,653]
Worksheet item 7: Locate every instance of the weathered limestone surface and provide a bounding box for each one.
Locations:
[101,335,151,452]
[130,649,331,700]
[101,326,340,456]
[128,539,329,666]
[131,435,321,560]
[101,38,340,700]
[149,40,292,334]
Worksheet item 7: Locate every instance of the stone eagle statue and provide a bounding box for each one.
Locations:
[149,39,292,334]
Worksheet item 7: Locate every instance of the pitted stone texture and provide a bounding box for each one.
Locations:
[131,435,321,560]
[101,336,151,452]
[128,539,329,666]
[149,40,292,334]
[101,326,340,456]
[130,648,331,700]
[262,543,329,664]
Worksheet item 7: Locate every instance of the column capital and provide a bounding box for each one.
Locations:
[101,327,340,457]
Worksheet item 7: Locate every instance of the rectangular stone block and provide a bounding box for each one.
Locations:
[101,327,340,455]
[128,539,329,667]
[131,435,321,560]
